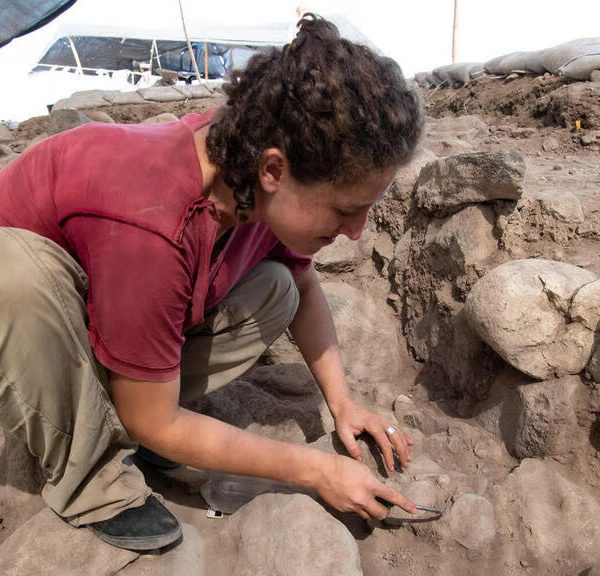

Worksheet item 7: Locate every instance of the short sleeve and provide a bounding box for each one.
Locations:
[64,217,193,381]
[267,242,313,276]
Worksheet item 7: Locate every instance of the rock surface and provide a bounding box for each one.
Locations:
[465,258,597,379]
[3,72,600,576]
[216,494,363,576]
[0,508,139,576]
[415,150,525,216]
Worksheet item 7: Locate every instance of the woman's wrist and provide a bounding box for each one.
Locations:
[295,447,338,491]
[327,392,355,420]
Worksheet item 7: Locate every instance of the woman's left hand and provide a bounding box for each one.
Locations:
[333,397,413,472]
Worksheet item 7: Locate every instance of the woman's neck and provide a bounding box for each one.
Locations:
[193,127,238,232]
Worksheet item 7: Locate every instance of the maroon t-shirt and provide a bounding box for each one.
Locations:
[0,110,311,381]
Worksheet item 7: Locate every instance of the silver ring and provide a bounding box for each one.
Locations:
[385,425,397,437]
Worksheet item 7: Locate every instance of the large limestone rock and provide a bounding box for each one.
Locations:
[512,375,586,458]
[415,150,525,216]
[446,493,496,551]
[423,205,497,279]
[0,508,139,575]
[571,279,600,331]
[474,368,588,459]
[220,494,363,576]
[465,259,597,379]
[321,282,401,404]
[48,108,91,135]
[142,113,179,124]
[391,146,438,203]
[492,459,600,568]
[313,231,375,273]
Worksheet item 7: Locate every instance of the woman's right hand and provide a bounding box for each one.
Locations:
[313,453,417,520]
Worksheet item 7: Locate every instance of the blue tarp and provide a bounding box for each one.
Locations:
[0,0,78,48]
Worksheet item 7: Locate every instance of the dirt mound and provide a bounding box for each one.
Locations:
[425,74,600,131]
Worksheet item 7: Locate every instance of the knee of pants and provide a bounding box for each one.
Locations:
[248,260,300,327]
[0,233,53,320]
[0,229,87,358]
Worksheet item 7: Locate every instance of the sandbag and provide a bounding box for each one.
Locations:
[448,63,485,84]
[432,65,457,87]
[485,51,546,75]
[540,37,600,74]
[559,54,600,80]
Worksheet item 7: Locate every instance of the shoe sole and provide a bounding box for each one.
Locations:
[88,523,183,551]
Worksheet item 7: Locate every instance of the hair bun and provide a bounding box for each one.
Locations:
[292,13,340,49]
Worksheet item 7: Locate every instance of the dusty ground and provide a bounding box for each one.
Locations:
[1,74,600,575]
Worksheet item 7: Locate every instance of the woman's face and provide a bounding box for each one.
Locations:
[253,152,398,255]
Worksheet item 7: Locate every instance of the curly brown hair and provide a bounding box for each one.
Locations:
[206,14,423,217]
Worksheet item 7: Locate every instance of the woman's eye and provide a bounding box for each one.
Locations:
[335,208,352,218]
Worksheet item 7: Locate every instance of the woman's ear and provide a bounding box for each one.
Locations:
[258,148,287,194]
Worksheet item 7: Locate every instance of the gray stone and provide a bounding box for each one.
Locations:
[117,524,203,576]
[592,70,600,83]
[321,282,401,397]
[415,150,525,216]
[580,131,600,146]
[586,344,600,383]
[372,232,394,275]
[310,431,385,477]
[225,494,363,576]
[142,113,179,124]
[314,235,359,272]
[512,375,585,458]
[0,508,138,575]
[542,137,560,151]
[48,108,91,135]
[534,189,584,224]
[0,123,14,143]
[384,479,441,525]
[391,146,438,204]
[0,144,12,156]
[571,279,600,331]
[447,493,496,550]
[465,259,597,379]
[423,205,497,279]
[84,110,115,123]
[492,459,600,563]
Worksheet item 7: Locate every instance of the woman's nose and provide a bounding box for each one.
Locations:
[340,211,368,240]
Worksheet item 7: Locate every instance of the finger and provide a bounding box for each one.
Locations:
[362,498,392,521]
[376,484,416,515]
[389,429,411,468]
[369,427,396,472]
[405,434,415,446]
[337,427,362,462]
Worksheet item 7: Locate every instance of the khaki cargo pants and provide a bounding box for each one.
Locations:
[0,228,299,525]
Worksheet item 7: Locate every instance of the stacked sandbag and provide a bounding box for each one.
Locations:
[414,36,600,88]
[485,37,600,80]
[414,63,484,88]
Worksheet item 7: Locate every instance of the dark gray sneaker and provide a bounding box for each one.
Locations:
[85,495,182,550]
